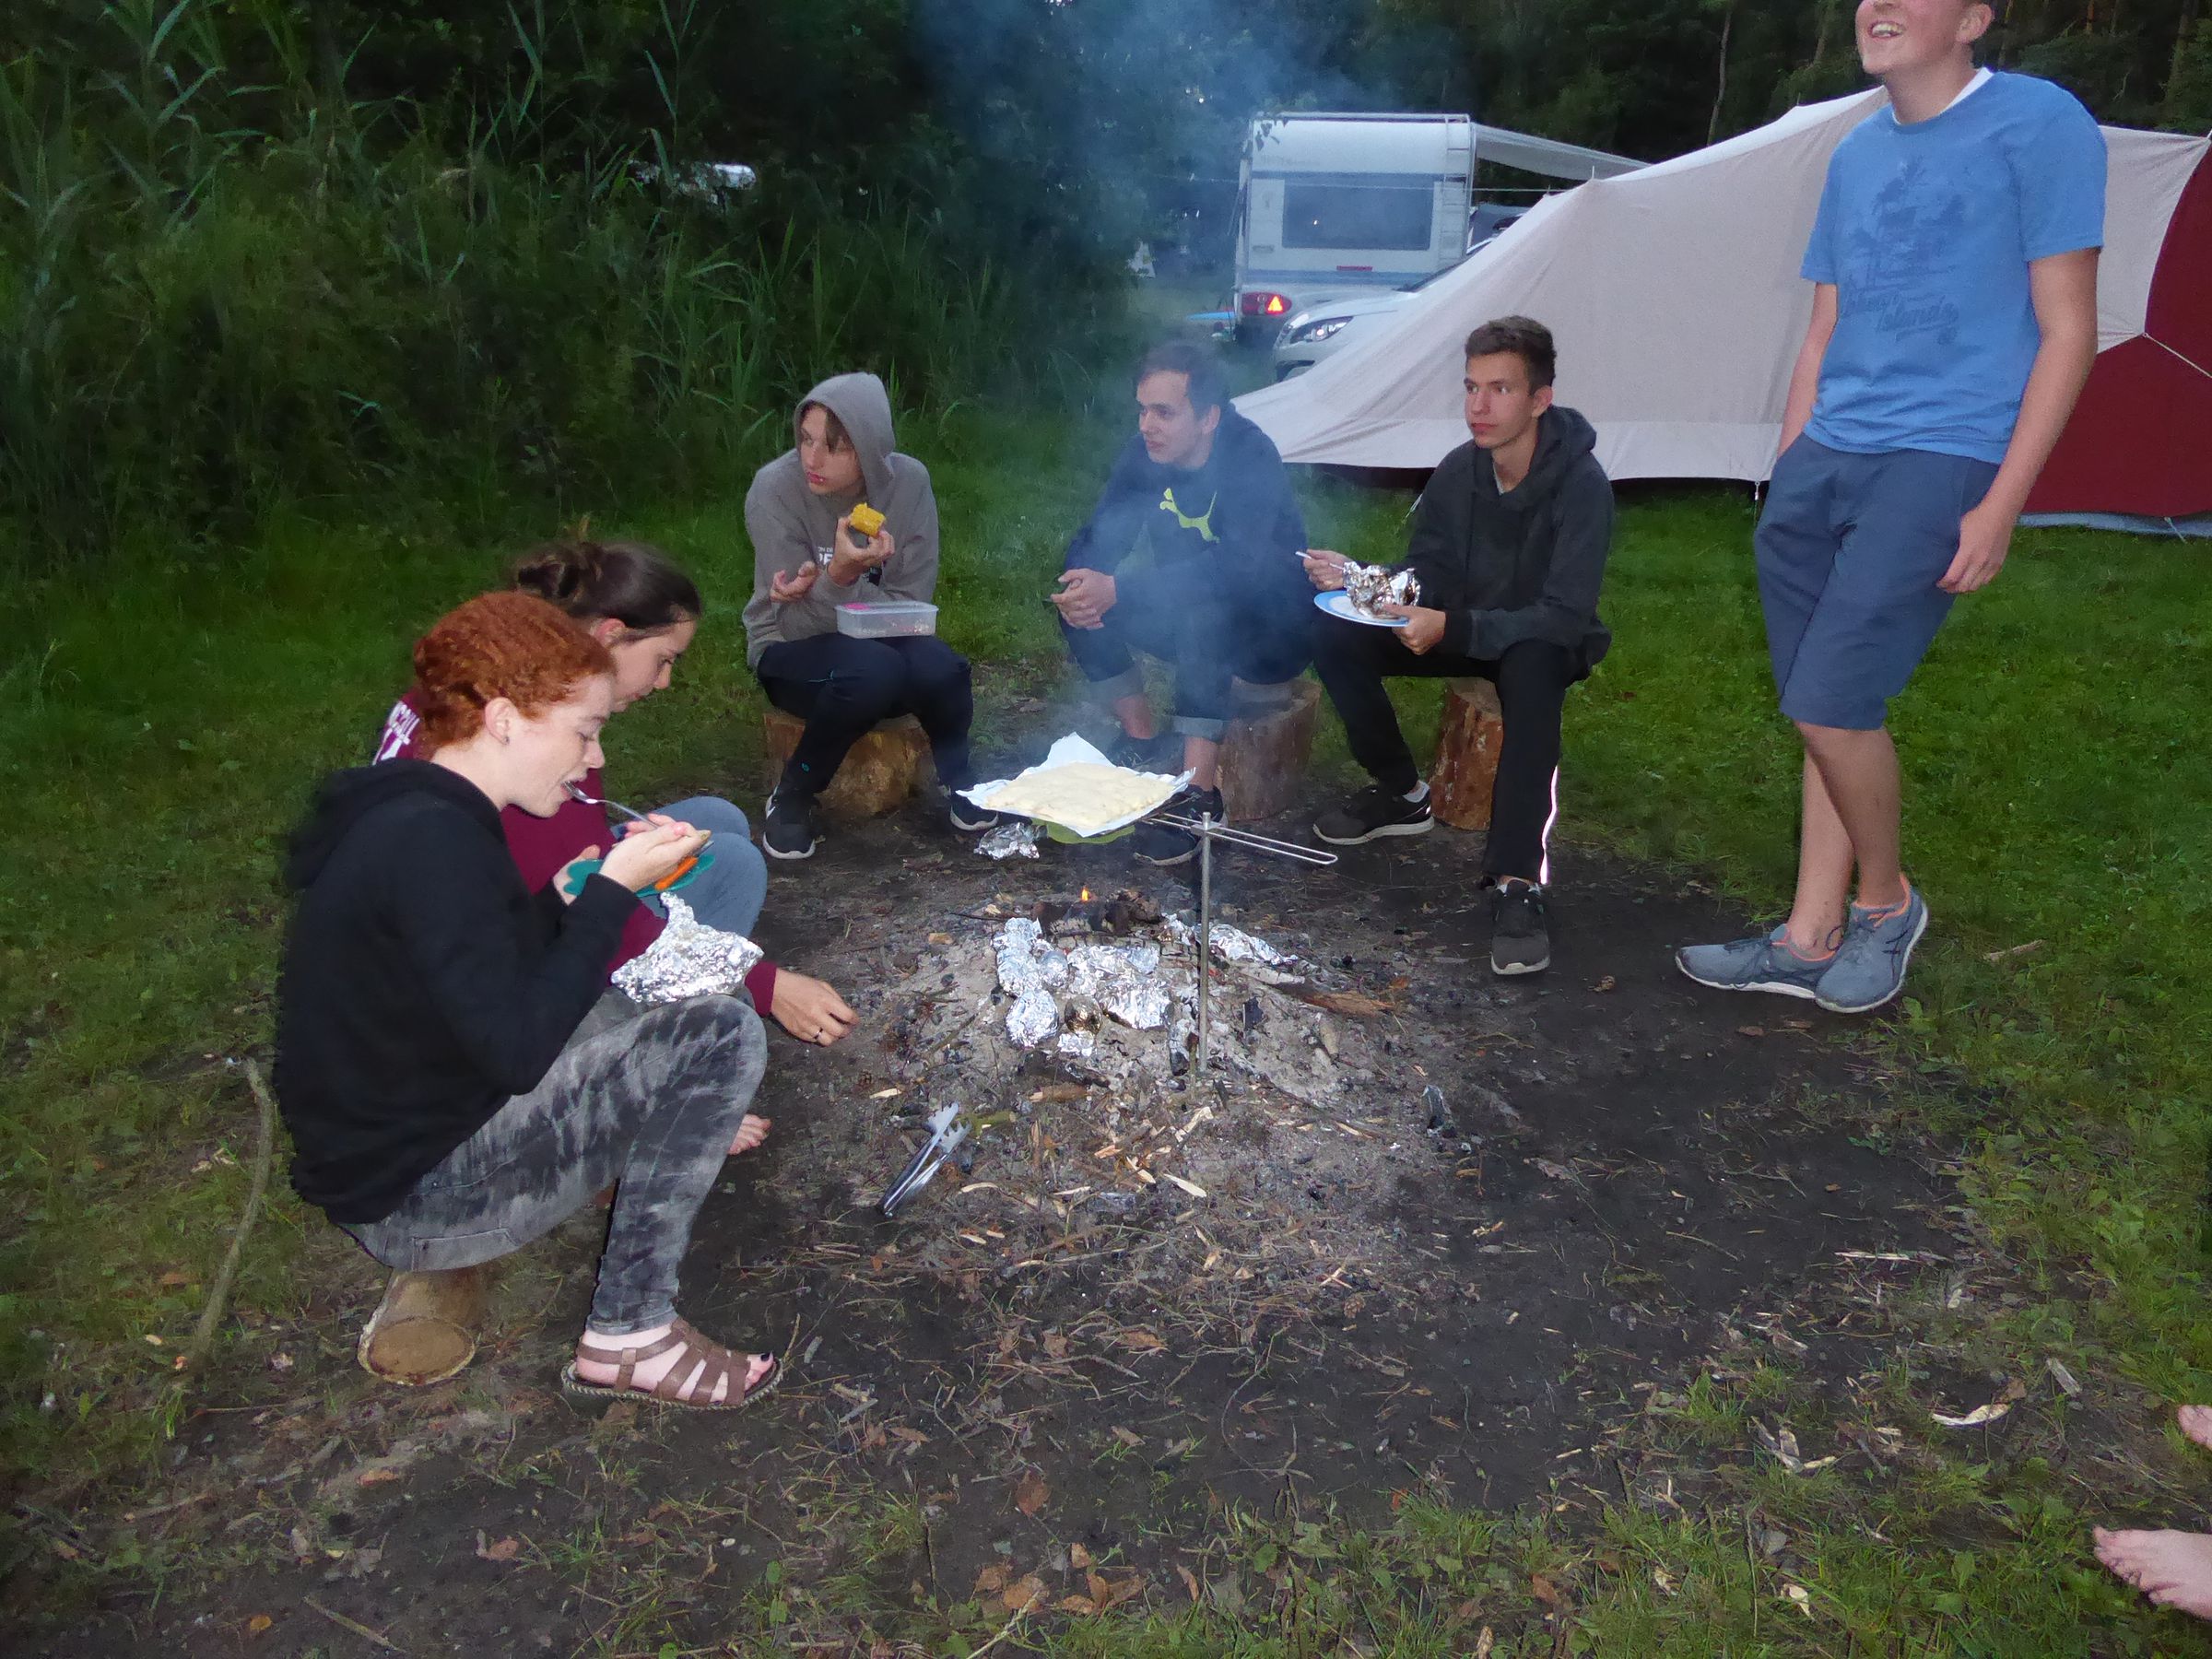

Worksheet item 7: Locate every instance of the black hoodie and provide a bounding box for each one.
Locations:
[1063,406,1312,637]
[274,761,635,1224]
[1402,406,1614,674]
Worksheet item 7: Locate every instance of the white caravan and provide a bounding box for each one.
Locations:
[1232,113,1641,342]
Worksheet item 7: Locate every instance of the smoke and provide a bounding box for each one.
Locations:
[907,0,1406,276]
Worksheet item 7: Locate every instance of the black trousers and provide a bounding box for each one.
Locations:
[756,632,975,797]
[1311,617,1576,883]
[1062,564,1312,741]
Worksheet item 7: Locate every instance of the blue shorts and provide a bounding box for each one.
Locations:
[1756,439,1998,731]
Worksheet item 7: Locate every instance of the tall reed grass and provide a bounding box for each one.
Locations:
[0,0,1129,579]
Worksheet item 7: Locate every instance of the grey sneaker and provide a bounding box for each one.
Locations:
[1676,925,1832,1000]
[1814,888,1929,1015]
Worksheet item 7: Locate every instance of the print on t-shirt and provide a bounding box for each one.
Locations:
[372,699,419,763]
[1852,161,1971,348]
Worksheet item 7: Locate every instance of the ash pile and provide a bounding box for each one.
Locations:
[991,891,1353,1111]
[857,888,1432,1252]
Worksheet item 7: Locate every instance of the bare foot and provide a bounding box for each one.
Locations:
[2096,1526,2212,1620]
[571,1320,775,1405]
[728,1112,771,1157]
[2178,1405,2212,1452]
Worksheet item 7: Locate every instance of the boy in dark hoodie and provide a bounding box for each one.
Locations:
[744,372,994,860]
[1304,317,1613,978]
[1053,340,1312,866]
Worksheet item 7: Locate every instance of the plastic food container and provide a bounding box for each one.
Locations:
[837,600,938,638]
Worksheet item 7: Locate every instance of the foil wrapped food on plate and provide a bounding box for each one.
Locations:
[1343,561,1421,619]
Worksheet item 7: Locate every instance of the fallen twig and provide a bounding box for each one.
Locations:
[967,1603,1031,1658]
[187,1059,277,1367]
[303,1594,405,1653]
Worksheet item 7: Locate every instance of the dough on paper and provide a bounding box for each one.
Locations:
[979,763,1175,833]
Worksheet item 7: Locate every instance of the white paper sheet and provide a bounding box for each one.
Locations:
[961,734,1192,837]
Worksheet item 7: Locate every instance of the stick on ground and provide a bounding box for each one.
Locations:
[188,1058,277,1367]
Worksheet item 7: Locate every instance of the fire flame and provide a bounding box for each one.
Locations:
[1079,888,1092,902]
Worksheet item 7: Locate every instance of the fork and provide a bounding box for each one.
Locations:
[564,782,651,823]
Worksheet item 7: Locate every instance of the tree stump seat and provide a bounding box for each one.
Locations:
[358,1265,488,1386]
[1217,677,1323,823]
[1427,678,1505,830]
[761,708,929,818]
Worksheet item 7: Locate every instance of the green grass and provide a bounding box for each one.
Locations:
[5,420,2212,1652]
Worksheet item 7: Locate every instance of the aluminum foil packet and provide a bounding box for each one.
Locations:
[1165,915,1294,968]
[1065,942,1171,1030]
[1007,987,1061,1049]
[994,917,1069,995]
[1344,561,1420,618]
[976,820,1041,861]
[611,894,765,1006]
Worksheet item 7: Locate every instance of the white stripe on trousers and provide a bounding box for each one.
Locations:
[1537,765,1560,888]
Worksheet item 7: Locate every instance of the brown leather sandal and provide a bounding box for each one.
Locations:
[559,1317,781,1411]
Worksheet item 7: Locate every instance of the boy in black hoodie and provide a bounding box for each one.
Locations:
[1305,317,1613,977]
[1053,340,1312,865]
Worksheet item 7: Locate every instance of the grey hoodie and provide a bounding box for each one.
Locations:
[741,372,941,667]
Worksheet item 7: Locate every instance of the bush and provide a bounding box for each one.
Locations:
[0,0,1132,573]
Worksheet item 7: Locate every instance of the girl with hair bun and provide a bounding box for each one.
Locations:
[279,592,781,1409]
[375,537,856,1048]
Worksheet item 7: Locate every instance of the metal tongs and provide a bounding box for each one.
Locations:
[880,1104,969,1218]
[1148,814,1338,866]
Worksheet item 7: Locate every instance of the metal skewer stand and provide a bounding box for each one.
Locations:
[1145,807,1337,1075]
[1198,815,1213,1071]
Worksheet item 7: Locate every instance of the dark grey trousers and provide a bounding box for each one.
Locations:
[344,993,766,1335]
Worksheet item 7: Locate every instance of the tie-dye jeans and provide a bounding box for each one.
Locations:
[344,992,766,1336]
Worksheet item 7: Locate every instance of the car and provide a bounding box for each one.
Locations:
[1270,287,1420,379]
[1269,207,1528,380]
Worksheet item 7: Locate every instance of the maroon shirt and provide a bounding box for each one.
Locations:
[373,694,776,1007]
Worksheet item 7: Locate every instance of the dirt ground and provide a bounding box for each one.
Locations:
[17,754,1978,1657]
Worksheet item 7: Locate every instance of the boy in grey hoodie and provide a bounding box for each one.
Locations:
[743,373,994,859]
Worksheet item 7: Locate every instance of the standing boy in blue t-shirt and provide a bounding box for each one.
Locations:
[1679,0,2105,1015]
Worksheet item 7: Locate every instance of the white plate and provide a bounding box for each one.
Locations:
[1315,590,1410,629]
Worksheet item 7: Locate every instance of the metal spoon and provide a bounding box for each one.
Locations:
[564,782,651,823]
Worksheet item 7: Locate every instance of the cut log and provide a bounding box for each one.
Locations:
[1428,678,1504,831]
[358,1266,488,1386]
[1218,678,1322,823]
[761,708,928,818]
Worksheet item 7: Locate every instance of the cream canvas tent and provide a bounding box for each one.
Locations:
[1236,89,2212,527]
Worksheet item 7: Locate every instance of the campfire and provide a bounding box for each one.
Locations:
[1030,886,1161,938]
[867,888,1383,1210]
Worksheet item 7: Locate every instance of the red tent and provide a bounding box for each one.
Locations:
[2030,143,2212,524]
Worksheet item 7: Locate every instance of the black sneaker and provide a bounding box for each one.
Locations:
[1313,784,1435,846]
[947,792,1004,833]
[762,789,818,861]
[1104,729,1182,774]
[1489,881,1550,976]
[1132,784,1223,867]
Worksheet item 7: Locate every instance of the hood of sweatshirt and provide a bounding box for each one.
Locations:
[1471,406,1599,511]
[285,760,498,890]
[796,372,897,508]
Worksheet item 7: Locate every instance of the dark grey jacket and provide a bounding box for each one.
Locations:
[1403,406,1614,675]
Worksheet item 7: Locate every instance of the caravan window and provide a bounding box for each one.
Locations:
[1280,182,1433,252]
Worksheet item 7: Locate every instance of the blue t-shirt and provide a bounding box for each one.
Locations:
[1803,70,2106,465]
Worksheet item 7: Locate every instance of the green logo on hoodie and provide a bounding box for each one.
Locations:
[1158,487,1218,544]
